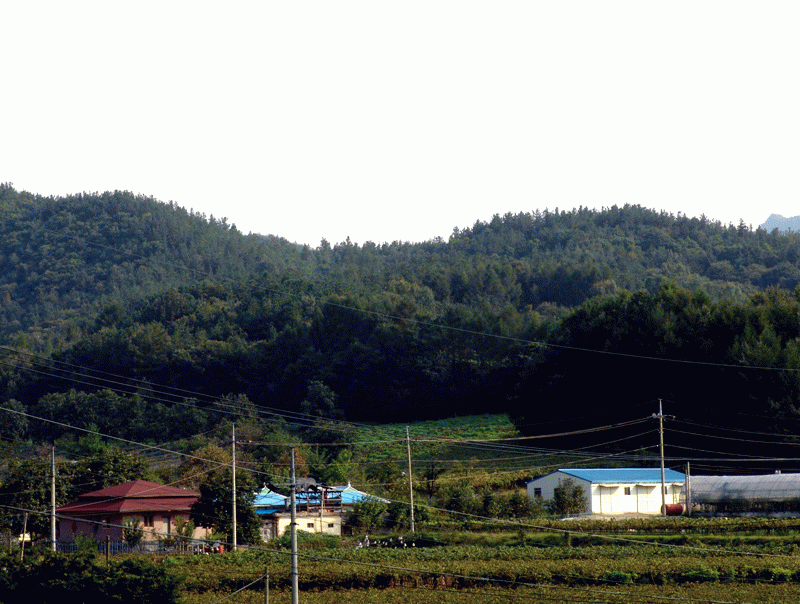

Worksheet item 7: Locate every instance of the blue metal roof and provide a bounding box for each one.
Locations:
[254,488,288,515]
[534,468,685,484]
[254,484,387,516]
[336,484,389,505]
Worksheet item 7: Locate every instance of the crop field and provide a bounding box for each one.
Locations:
[168,519,800,603]
[353,414,521,461]
[183,583,800,603]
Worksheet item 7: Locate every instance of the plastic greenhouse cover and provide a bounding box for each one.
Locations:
[685,474,800,503]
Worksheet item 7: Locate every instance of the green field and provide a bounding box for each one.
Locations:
[354,414,521,460]
[185,583,800,604]
[351,414,558,488]
[166,518,800,603]
[8,519,800,602]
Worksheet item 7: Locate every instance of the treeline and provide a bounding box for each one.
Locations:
[6,183,800,357]
[2,276,533,440]
[510,283,800,471]
[0,183,307,351]
[4,276,800,472]
[312,205,800,310]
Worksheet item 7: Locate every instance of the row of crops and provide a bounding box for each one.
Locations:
[167,520,800,602]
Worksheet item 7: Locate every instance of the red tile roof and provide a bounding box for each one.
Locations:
[57,480,200,518]
[78,480,199,499]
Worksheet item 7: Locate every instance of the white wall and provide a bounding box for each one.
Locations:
[274,513,342,538]
[589,483,681,514]
[527,472,592,511]
[528,472,683,515]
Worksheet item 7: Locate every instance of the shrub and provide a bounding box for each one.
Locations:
[347,498,387,531]
[271,530,341,550]
[123,517,144,549]
[0,552,182,604]
[766,567,793,583]
[436,484,479,515]
[386,501,430,529]
[605,570,636,585]
[679,567,720,583]
[548,477,586,517]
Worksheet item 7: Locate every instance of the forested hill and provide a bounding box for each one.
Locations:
[6,185,800,468]
[411,206,799,302]
[277,206,800,317]
[0,184,307,350]
[4,183,800,353]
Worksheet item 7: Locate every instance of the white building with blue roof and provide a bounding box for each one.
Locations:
[254,482,387,539]
[527,468,686,516]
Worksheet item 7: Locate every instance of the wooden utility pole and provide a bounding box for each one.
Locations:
[657,399,666,517]
[290,447,299,604]
[685,462,691,517]
[20,513,27,561]
[406,426,415,534]
[232,423,237,552]
[51,446,56,552]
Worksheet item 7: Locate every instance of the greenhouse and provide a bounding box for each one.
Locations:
[684,474,800,516]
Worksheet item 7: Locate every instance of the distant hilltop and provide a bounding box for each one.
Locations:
[761,214,800,233]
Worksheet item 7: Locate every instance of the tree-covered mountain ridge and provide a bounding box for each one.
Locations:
[0,183,309,350]
[5,182,800,353]
[6,185,800,467]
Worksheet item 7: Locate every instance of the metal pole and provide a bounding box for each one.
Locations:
[291,447,299,604]
[658,399,666,517]
[232,423,237,551]
[686,462,691,517]
[51,445,56,552]
[406,426,415,533]
[264,566,269,604]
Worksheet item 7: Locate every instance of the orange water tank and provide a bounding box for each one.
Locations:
[662,504,683,516]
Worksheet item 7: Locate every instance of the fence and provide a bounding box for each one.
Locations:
[55,539,213,555]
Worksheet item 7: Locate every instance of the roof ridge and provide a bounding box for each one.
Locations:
[79,479,199,499]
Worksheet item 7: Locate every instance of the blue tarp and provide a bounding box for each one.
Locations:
[254,483,387,516]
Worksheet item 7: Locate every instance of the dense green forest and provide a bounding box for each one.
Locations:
[0,183,309,351]
[5,182,800,354]
[4,184,800,473]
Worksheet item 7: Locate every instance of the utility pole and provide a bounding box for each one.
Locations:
[20,513,27,561]
[290,447,299,604]
[232,423,237,551]
[406,426,415,534]
[51,446,56,552]
[685,462,691,517]
[655,399,666,517]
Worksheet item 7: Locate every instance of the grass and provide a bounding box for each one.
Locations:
[352,414,551,475]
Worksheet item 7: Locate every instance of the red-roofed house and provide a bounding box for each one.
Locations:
[57,479,211,543]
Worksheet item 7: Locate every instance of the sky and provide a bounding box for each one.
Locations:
[3,2,799,247]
